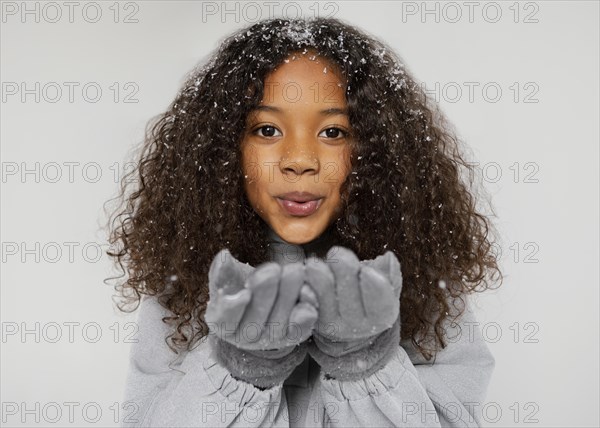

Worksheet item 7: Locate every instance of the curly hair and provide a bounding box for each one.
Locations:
[104,17,502,360]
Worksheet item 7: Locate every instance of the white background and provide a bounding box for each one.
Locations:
[1,1,598,426]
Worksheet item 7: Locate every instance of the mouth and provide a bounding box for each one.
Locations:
[276,194,323,217]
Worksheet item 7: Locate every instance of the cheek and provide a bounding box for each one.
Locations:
[333,148,352,202]
[242,177,263,217]
[334,148,352,183]
[241,165,261,203]
[241,143,261,184]
[241,141,279,185]
[242,162,260,185]
[240,147,258,205]
[241,158,267,210]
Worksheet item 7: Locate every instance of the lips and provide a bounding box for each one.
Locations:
[277,191,323,203]
[276,191,323,217]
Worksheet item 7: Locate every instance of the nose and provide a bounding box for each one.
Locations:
[279,135,320,177]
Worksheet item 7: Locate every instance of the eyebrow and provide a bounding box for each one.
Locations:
[253,105,348,116]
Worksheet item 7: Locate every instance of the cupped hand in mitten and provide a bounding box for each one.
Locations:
[305,246,403,357]
[205,249,318,357]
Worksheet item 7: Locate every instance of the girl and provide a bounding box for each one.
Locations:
[106,17,501,427]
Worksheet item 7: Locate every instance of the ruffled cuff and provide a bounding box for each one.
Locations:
[317,337,410,402]
[201,337,283,406]
[208,334,308,389]
[308,317,401,382]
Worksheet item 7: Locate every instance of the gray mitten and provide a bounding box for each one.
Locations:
[305,246,403,381]
[205,249,318,388]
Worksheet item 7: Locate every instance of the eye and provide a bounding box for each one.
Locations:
[319,127,347,139]
[253,125,282,138]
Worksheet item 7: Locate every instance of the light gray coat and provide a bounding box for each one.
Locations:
[121,230,495,427]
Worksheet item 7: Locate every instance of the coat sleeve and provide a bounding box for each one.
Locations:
[120,295,290,428]
[312,297,495,427]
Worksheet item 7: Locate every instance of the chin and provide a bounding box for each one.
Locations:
[277,223,322,245]
[287,237,313,246]
[280,232,312,246]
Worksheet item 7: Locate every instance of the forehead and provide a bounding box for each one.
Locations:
[260,53,346,106]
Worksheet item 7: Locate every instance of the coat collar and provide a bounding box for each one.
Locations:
[266,225,335,264]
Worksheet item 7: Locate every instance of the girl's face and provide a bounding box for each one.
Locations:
[241,53,353,245]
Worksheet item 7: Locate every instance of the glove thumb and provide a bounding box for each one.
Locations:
[208,249,253,296]
[362,251,403,300]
